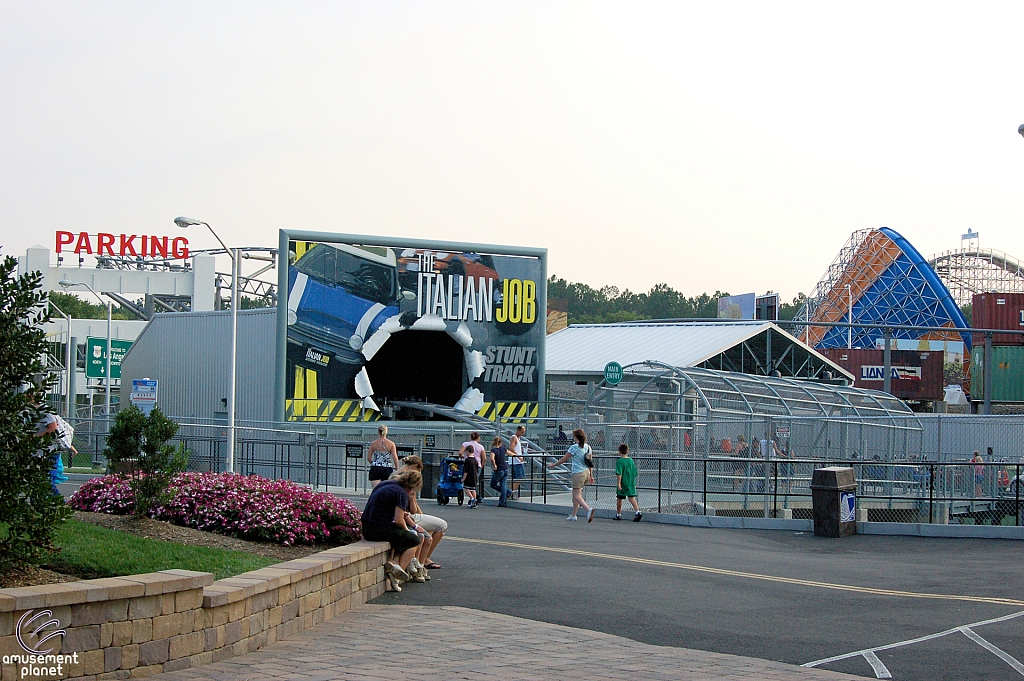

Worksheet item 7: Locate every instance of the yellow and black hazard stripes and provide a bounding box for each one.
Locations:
[476,402,538,423]
[286,399,380,422]
[288,366,379,421]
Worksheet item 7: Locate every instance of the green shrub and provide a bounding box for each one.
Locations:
[0,254,73,570]
[104,406,187,515]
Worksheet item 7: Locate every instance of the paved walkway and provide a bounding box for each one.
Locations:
[160,605,859,680]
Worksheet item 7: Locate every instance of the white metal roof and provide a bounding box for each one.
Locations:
[545,321,854,380]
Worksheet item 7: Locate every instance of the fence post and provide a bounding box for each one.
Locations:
[658,459,662,513]
[1017,463,1021,527]
[702,459,707,515]
[542,460,547,504]
[928,463,935,524]
[773,460,778,519]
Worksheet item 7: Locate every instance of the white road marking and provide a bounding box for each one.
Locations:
[959,626,1024,676]
[803,609,1024,670]
[861,651,892,679]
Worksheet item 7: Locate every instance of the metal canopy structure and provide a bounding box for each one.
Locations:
[579,362,921,462]
[799,227,970,351]
[585,362,912,420]
[546,321,853,382]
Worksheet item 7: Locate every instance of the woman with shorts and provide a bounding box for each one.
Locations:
[548,428,595,522]
[394,456,448,571]
[367,424,399,488]
[362,470,423,592]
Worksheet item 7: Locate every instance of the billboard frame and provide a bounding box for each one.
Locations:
[275,230,548,422]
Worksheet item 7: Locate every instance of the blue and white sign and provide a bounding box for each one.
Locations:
[130,379,158,414]
[840,491,856,523]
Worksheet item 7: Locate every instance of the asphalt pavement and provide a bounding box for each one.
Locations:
[370,497,1024,681]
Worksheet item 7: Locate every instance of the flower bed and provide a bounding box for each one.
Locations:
[70,472,362,546]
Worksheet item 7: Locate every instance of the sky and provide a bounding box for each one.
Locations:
[3,1,1024,303]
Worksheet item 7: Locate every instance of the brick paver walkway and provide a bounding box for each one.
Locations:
[160,604,859,680]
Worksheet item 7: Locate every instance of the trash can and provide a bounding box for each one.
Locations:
[810,467,858,538]
[419,449,443,501]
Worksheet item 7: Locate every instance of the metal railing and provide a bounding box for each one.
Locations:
[65,414,1024,526]
[502,455,1023,526]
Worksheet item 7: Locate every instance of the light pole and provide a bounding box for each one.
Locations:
[174,217,238,474]
[47,298,74,418]
[59,280,112,428]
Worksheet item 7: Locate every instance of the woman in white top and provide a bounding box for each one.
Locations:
[548,428,596,522]
[367,424,399,488]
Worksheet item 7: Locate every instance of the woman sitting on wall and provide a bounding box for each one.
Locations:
[361,470,423,592]
[393,456,448,572]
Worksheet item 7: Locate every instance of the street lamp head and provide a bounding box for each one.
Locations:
[174,216,204,229]
[58,279,79,288]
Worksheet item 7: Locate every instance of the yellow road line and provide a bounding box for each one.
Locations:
[446,536,1024,607]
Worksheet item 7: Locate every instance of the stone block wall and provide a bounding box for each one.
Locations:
[0,540,388,680]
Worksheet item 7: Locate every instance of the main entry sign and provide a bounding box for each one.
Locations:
[604,361,624,386]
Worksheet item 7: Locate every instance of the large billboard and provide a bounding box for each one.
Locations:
[277,232,546,422]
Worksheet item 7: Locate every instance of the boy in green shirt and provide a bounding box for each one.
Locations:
[614,444,642,522]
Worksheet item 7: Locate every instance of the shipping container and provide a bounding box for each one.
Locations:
[819,348,944,402]
[972,293,1024,347]
[969,345,1024,403]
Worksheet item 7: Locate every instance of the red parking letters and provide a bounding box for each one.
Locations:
[120,234,139,256]
[97,233,116,256]
[56,231,74,253]
[149,236,169,258]
[74,232,93,255]
[171,236,189,259]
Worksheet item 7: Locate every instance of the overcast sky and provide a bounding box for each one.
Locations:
[3,1,1024,302]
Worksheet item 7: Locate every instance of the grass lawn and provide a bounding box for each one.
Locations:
[45,519,277,581]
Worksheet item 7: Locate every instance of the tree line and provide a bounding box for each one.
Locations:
[547,276,804,325]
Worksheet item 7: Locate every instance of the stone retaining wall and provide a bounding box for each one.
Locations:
[0,540,389,680]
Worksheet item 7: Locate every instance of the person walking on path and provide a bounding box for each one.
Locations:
[548,428,595,522]
[361,470,423,592]
[614,444,642,522]
[459,432,485,508]
[972,450,984,498]
[367,424,399,489]
[508,425,528,500]
[489,436,510,507]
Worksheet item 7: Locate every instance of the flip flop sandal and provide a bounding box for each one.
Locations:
[424,562,442,569]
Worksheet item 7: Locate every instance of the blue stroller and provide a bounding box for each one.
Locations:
[436,455,466,506]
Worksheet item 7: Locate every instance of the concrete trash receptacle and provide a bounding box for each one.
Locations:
[810,467,857,538]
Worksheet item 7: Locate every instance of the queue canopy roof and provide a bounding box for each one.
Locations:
[585,361,913,419]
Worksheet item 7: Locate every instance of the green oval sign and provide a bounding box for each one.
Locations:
[604,361,623,386]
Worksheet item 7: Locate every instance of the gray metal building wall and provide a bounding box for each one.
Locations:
[120,309,276,421]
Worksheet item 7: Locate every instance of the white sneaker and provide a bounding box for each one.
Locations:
[566,515,578,521]
[386,561,409,583]
[587,508,596,523]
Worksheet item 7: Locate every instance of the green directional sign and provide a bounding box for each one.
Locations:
[604,361,623,386]
[86,337,133,379]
